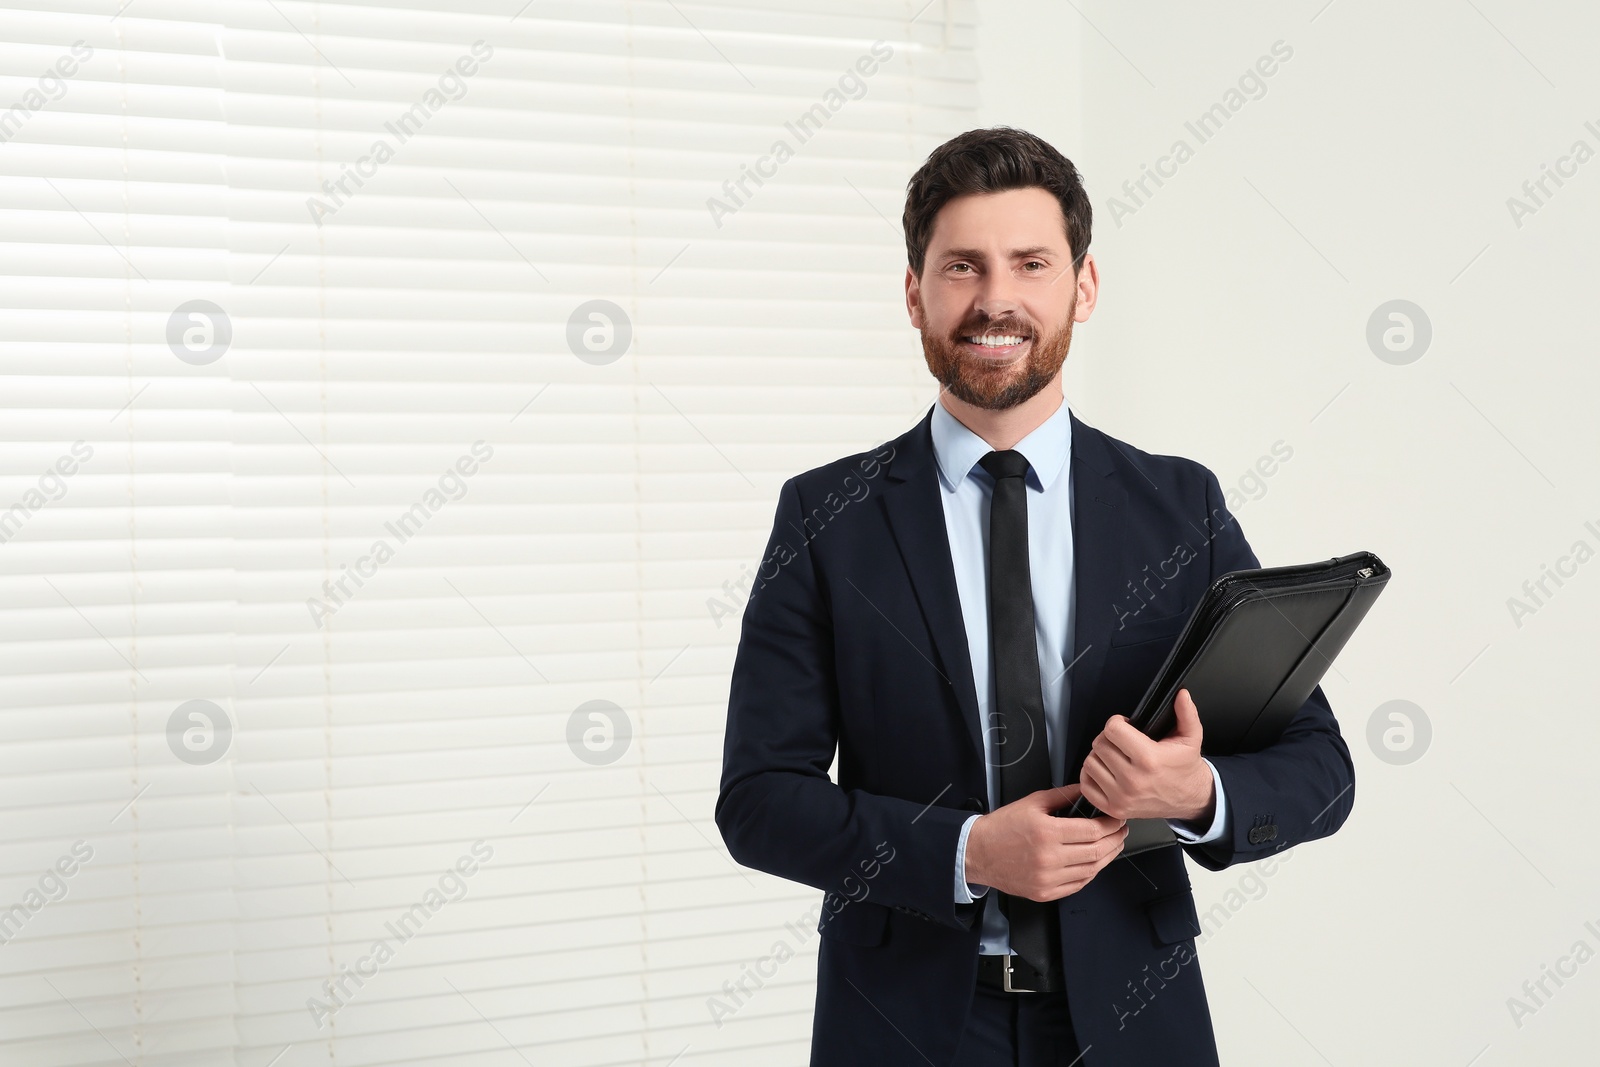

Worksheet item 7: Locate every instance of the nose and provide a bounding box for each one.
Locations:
[974,273,1023,322]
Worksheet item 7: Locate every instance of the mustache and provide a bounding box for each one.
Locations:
[954,318,1034,338]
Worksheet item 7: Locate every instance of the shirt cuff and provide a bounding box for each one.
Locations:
[1166,759,1228,844]
[954,812,991,902]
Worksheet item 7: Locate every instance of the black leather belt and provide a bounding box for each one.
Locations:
[976,952,1064,993]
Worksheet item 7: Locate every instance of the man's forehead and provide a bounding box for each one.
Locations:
[927,188,1070,254]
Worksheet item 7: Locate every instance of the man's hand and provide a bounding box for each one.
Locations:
[963,784,1127,902]
[1079,688,1215,824]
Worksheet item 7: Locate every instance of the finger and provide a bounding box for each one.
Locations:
[1090,734,1136,775]
[1045,835,1129,895]
[1093,715,1130,751]
[1080,765,1124,811]
[1057,803,1126,843]
[1076,772,1106,814]
[1051,843,1119,875]
[1054,825,1130,867]
[1091,814,1128,836]
[1052,849,1117,878]
[1098,715,1153,759]
[1070,821,1128,851]
[1170,687,1202,740]
[1083,752,1119,789]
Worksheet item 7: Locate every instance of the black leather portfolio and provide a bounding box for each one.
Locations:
[1071,551,1392,856]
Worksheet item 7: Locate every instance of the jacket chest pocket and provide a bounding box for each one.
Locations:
[1097,613,1187,718]
[1108,609,1187,650]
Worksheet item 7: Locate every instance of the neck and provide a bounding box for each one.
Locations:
[937,371,1065,451]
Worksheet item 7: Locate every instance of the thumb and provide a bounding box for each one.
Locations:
[1170,687,1203,743]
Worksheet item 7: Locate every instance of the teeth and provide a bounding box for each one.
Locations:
[967,335,1025,347]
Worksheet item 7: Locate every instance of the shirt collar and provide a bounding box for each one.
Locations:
[930,392,1072,492]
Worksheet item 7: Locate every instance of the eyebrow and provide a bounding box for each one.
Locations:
[939,245,1059,261]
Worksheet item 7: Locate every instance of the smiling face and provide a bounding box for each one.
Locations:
[905,186,1097,411]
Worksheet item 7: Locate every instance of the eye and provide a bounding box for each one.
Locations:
[1022,261,1045,271]
[948,262,972,274]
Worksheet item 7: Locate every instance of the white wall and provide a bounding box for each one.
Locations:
[2,2,1595,1064]
[976,1,1600,1062]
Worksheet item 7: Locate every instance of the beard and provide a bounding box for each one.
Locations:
[920,300,1075,411]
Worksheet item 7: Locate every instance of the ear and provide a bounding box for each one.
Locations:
[1071,252,1099,323]
[905,265,924,329]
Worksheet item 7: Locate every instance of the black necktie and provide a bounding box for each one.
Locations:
[977,449,1060,977]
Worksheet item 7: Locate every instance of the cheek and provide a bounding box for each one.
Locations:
[925,296,964,327]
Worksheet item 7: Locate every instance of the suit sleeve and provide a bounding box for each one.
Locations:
[1180,466,1357,871]
[715,476,982,932]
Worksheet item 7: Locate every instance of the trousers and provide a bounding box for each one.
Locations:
[952,980,1085,1066]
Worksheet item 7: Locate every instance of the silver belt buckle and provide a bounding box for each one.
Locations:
[1001,953,1036,993]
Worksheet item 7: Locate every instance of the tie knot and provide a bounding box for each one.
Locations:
[978,449,1031,482]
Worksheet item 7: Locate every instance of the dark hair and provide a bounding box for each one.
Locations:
[901,126,1092,278]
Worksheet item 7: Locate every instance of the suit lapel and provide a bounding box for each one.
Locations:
[879,408,985,759]
[1064,410,1128,780]
[877,405,1130,778]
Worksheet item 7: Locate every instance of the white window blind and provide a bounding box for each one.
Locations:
[0,2,978,1064]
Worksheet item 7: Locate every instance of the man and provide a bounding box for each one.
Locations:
[715,127,1355,1066]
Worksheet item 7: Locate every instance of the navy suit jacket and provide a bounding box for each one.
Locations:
[715,404,1355,1066]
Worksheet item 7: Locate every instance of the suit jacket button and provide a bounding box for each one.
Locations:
[963,796,987,813]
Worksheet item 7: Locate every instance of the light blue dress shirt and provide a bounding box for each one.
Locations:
[930,395,1228,954]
